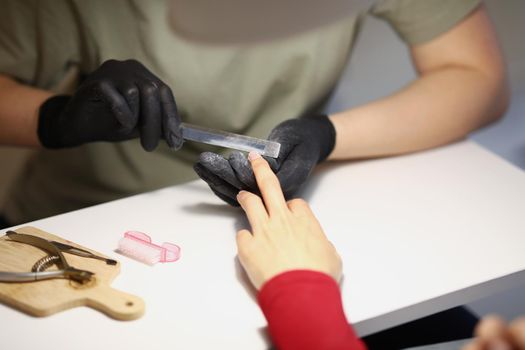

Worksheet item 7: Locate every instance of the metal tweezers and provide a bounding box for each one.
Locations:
[0,231,110,284]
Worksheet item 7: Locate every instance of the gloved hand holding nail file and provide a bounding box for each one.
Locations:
[38,59,183,151]
[194,114,336,206]
[37,58,280,158]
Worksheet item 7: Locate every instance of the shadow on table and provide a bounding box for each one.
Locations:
[510,142,525,170]
[180,201,240,217]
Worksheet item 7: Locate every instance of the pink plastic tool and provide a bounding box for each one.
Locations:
[117,231,181,265]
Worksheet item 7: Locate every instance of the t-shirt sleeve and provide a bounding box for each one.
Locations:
[258,270,366,350]
[370,0,482,46]
[0,0,81,89]
[0,0,39,84]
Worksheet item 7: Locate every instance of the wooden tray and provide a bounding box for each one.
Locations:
[0,226,144,320]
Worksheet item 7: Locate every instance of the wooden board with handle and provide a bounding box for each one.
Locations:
[0,226,144,320]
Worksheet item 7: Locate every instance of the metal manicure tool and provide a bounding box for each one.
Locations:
[0,231,96,284]
[50,241,117,265]
[181,122,281,158]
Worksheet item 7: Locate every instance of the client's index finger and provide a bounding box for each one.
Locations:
[248,152,288,215]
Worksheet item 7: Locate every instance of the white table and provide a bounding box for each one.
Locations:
[2,141,525,349]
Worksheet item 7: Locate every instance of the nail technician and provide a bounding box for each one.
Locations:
[0,0,507,226]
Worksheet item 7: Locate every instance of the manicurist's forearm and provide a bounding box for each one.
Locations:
[328,5,509,161]
[328,65,509,160]
[0,74,53,147]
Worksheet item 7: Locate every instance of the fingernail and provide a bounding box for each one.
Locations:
[248,152,261,161]
[237,190,246,199]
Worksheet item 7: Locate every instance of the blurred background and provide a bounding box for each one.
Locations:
[0,0,523,321]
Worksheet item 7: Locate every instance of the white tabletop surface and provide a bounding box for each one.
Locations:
[2,140,525,349]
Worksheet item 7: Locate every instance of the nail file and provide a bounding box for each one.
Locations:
[180,122,281,158]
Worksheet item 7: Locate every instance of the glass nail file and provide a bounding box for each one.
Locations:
[180,122,281,158]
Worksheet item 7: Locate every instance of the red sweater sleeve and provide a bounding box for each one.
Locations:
[258,270,366,350]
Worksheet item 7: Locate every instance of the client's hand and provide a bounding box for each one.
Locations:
[235,151,342,290]
[462,315,525,350]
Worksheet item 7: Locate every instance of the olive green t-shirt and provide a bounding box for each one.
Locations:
[0,0,480,224]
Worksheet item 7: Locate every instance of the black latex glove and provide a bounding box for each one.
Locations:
[38,59,182,151]
[193,114,336,206]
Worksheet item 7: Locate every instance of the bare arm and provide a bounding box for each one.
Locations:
[0,74,53,147]
[328,5,509,160]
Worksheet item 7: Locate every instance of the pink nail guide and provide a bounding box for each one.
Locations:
[117,231,181,265]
